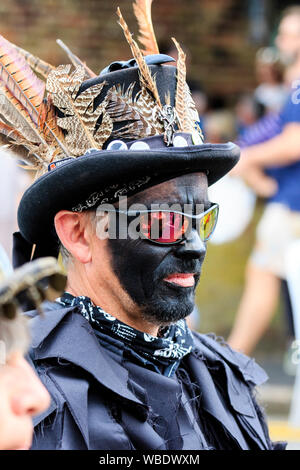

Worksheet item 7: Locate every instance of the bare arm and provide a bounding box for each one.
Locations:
[230,122,300,197]
[241,122,300,167]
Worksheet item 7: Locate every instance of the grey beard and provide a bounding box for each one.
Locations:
[139,292,195,326]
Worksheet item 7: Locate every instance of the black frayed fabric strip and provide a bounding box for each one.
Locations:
[177,364,241,450]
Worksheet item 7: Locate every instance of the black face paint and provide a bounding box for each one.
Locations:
[108,173,209,325]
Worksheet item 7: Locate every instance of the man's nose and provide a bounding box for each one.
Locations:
[174,228,206,260]
[12,355,51,417]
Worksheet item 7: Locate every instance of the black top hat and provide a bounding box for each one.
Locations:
[18,62,239,246]
[0,3,239,264]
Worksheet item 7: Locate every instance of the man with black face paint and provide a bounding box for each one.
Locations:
[106,174,208,327]
[8,1,285,451]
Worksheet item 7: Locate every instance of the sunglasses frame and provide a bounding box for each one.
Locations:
[102,202,219,246]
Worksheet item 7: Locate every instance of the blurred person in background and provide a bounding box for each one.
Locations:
[188,80,208,121]
[235,93,262,136]
[228,6,300,356]
[0,150,30,276]
[235,48,287,139]
[204,109,236,144]
[254,46,288,114]
[0,318,49,450]
[0,263,52,450]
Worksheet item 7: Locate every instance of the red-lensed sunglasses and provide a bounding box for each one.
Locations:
[104,203,219,245]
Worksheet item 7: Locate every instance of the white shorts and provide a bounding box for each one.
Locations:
[250,203,300,279]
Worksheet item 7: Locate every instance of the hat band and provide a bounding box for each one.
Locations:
[71,175,152,212]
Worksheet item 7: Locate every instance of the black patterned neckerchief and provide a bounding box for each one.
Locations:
[58,292,194,377]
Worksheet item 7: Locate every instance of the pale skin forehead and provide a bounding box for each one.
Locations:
[279,14,300,35]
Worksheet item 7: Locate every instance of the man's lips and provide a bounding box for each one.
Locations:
[163,273,196,287]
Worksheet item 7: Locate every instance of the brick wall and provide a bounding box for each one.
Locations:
[0,0,278,101]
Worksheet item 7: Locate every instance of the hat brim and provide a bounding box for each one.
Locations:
[18,142,240,245]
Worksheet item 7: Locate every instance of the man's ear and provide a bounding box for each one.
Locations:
[54,211,92,264]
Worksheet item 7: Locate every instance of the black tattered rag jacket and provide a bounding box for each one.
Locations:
[26,302,285,450]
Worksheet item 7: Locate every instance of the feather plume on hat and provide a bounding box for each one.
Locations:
[0,32,113,177]
[0,0,201,179]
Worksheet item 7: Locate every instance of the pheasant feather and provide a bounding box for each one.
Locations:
[133,0,159,55]
[13,44,55,79]
[0,119,48,170]
[106,83,163,139]
[38,95,65,144]
[0,35,45,122]
[172,38,199,132]
[0,85,44,143]
[47,65,110,155]
[184,81,199,128]
[172,37,187,131]
[56,39,96,79]
[93,98,114,148]
[117,7,161,108]
[0,120,26,142]
[0,85,67,159]
[0,35,68,157]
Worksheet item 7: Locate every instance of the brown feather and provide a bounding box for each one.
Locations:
[0,134,7,147]
[38,95,65,144]
[0,85,43,143]
[106,83,162,139]
[0,120,27,141]
[136,86,163,132]
[117,7,161,108]
[133,0,159,55]
[56,39,96,79]
[184,81,199,127]
[0,35,45,123]
[13,45,55,79]
[171,38,199,132]
[0,123,47,169]
[106,85,141,122]
[164,90,171,106]
[112,120,147,140]
[171,37,186,130]
[94,111,113,148]
[0,35,68,157]
[47,65,109,155]
[13,146,46,169]
[0,83,68,157]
